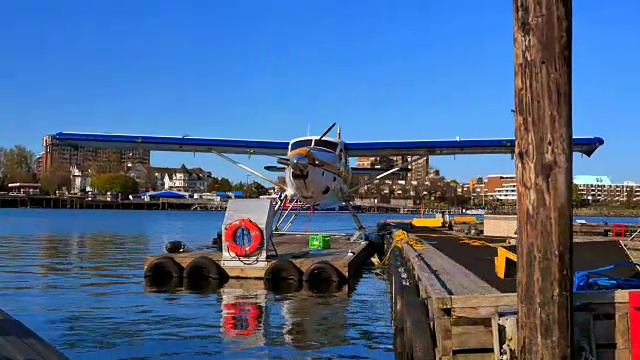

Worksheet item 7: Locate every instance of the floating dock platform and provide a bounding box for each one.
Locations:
[143,199,376,293]
[144,233,374,289]
[383,219,639,359]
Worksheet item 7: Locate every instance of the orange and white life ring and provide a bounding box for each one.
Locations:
[222,302,262,337]
[224,218,263,257]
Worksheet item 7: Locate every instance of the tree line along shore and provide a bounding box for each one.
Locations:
[0,144,273,197]
[1,194,640,219]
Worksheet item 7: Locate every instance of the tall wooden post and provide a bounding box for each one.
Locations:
[514,0,573,359]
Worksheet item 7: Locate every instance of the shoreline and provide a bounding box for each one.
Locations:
[1,196,640,218]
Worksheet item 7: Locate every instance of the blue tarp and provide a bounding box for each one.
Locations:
[143,191,188,198]
[215,191,244,197]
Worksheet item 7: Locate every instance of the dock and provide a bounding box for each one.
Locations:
[144,233,374,289]
[0,308,68,360]
[383,221,639,359]
[143,198,377,294]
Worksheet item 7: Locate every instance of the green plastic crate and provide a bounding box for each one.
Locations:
[309,234,331,250]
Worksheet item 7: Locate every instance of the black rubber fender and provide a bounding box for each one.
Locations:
[145,256,183,279]
[264,260,303,295]
[303,260,345,284]
[183,256,227,281]
[264,260,303,282]
[144,256,184,290]
[264,278,303,294]
[303,278,344,294]
[144,276,182,291]
[185,278,226,293]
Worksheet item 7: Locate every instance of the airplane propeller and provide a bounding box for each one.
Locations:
[308,122,336,154]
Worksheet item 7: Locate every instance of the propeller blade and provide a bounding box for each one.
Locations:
[276,157,290,166]
[304,122,337,158]
[317,122,336,141]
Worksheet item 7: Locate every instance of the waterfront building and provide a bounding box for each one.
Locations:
[471,174,640,204]
[128,163,212,193]
[573,175,640,203]
[38,134,150,175]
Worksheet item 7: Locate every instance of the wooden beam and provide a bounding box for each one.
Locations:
[513,0,573,359]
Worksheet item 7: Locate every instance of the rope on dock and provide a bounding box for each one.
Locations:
[373,230,425,267]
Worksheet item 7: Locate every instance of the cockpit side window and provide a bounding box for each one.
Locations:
[313,139,339,152]
[289,139,313,152]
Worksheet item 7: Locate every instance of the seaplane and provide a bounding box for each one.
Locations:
[52,124,604,232]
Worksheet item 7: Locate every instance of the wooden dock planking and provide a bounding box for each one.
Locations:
[388,224,638,359]
[399,233,501,359]
[143,234,371,279]
[411,243,500,296]
[0,308,68,360]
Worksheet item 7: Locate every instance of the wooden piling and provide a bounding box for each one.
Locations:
[513,0,573,359]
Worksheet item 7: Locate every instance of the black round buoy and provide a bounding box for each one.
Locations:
[144,256,184,290]
[303,261,346,294]
[165,240,189,254]
[264,260,303,294]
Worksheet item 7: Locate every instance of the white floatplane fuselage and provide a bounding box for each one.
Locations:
[283,135,351,209]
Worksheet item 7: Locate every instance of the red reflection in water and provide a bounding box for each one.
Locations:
[222,302,263,337]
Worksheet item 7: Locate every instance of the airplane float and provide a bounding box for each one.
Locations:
[52,124,604,231]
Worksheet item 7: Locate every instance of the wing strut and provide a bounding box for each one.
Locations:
[346,154,429,195]
[210,149,287,190]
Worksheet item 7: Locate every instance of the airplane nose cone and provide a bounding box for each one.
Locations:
[290,153,309,173]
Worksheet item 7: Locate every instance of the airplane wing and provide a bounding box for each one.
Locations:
[52,132,290,157]
[344,137,605,157]
[52,132,605,158]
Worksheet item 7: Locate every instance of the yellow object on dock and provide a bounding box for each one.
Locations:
[494,246,517,279]
[451,216,477,224]
[411,218,444,227]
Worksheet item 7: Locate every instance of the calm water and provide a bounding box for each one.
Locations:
[0,209,417,360]
[0,209,633,359]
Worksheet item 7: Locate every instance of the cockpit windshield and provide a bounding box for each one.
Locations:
[313,139,339,153]
[290,139,313,152]
[289,138,340,153]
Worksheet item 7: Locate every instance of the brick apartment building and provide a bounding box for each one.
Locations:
[468,174,517,202]
[483,174,517,200]
[37,134,151,174]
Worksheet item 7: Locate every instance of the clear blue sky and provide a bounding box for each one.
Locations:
[1,1,638,184]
